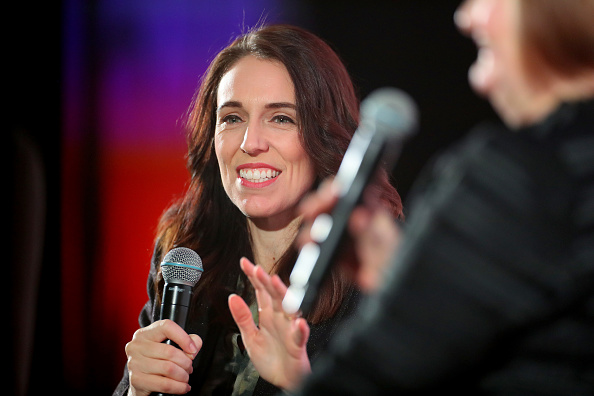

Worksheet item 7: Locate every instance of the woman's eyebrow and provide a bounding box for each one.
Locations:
[265,102,297,110]
[217,101,297,112]
[217,100,242,113]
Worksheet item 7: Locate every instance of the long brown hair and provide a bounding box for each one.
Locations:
[153,24,403,324]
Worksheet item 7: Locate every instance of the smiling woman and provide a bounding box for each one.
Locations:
[114,24,404,396]
[214,56,316,231]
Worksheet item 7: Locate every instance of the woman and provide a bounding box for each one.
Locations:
[113,24,403,396]
[251,0,594,394]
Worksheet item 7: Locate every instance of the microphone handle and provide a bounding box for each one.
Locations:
[299,129,390,315]
[151,283,192,396]
[160,283,192,329]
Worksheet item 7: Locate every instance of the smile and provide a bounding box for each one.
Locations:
[239,168,280,183]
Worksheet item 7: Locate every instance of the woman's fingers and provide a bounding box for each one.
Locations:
[292,318,310,348]
[232,257,313,390]
[240,257,265,292]
[128,367,190,396]
[228,294,259,338]
[130,320,198,363]
[240,257,289,315]
[269,273,288,299]
[351,207,401,292]
[296,178,340,249]
[187,334,203,360]
[150,320,200,361]
[298,177,339,220]
[125,320,202,395]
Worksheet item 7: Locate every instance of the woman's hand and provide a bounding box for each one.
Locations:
[348,204,401,291]
[297,177,401,293]
[125,320,202,395]
[228,257,311,391]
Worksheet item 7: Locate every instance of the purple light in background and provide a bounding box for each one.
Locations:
[94,0,288,149]
[60,1,304,390]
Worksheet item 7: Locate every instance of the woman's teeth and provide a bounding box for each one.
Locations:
[239,168,279,182]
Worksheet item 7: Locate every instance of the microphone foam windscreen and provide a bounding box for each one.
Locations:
[360,87,418,139]
[161,247,203,286]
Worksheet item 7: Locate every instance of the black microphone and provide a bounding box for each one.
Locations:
[283,87,418,316]
[153,247,203,396]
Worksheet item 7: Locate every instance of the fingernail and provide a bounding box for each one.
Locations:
[189,342,198,354]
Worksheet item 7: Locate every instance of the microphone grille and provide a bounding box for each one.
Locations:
[360,87,418,139]
[160,247,203,286]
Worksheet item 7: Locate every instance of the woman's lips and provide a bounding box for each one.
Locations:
[236,164,281,187]
[239,168,280,182]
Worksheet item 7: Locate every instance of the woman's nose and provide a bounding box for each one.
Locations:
[454,0,473,35]
[454,0,491,36]
[240,122,269,155]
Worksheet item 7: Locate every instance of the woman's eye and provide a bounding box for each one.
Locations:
[272,115,295,124]
[221,114,242,124]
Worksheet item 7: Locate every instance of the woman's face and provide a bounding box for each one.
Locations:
[455,0,553,127]
[214,56,316,226]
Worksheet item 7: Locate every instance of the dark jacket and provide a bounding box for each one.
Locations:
[113,249,362,396]
[297,99,594,395]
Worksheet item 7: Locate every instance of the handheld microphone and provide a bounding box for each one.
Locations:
[153,247,203,396]
[159,247,203,344]
[283,87,418,316]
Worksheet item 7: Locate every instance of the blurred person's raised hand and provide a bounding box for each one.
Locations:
[297,177,401,293]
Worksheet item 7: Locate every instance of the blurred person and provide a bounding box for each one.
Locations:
[113,24,403,396]
[235,0,594,394]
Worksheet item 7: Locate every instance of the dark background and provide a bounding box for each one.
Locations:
[10,1,496,394]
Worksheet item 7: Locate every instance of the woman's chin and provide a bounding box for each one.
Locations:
[468,61,494,97]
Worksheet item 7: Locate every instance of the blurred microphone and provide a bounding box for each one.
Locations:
[283,87,418,316]
[153,247,203,396]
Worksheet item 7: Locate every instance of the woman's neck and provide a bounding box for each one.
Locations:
[247,214,302,274]
[510,71,594,129]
